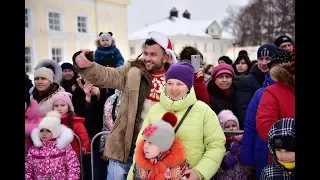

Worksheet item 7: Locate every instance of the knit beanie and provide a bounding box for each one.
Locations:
[165,62,195,90]
[99,32,113,46]
[218,109,239,130]
[257,44,280,58]
[34,67,54,83]
[211,63,235,80]
[274,35,292,48]
[38,111,62,139]
[267,51,292,68]
[51,92,74,112]
[142,112,178,152]
[61,63,74,72]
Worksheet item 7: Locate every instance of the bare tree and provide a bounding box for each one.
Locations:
[222,0,295,46]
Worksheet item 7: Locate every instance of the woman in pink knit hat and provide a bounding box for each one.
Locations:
[207,64,238,119]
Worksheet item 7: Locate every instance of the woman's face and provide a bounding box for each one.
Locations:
[166,79,189,101]
[34,77,51,92]
[214,73,233,90]
[236,59,249,74]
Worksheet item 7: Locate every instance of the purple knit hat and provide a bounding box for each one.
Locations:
[165,62,195,89]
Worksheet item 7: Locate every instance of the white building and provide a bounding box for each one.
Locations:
[225,46,260,61]
[128,8,234,65]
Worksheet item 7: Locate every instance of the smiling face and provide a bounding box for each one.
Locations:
[143,43,168,72]
[34,77,51,92]
[166,79,189,101]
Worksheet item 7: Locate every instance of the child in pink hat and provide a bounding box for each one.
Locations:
[216,109,247,180]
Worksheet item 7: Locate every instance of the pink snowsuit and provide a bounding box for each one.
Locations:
[25,124,81,180]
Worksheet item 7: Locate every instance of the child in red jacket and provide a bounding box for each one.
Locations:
[52,92,91,158]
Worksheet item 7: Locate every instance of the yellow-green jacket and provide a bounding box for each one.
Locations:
[127,87,226,180]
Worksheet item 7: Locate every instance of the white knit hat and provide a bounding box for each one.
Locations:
[38,111,62,139]
[140,31,177,64]
[34,67,54,83]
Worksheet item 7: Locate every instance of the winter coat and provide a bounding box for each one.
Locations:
[260,118,295,180]
[25,125,80,180]
[240,73,275,179]
[216,141,247,180]
[25,99,43,154]
[133,138,188,180]
[235,64,266,129]
[61,115,91,158]
[128,87,226,180]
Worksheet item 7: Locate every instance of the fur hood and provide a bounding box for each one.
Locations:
[35,59,63,84]
[270,63,294,91]
[31,124,74,149]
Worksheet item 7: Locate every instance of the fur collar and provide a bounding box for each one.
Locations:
[135,138,186,179]
[270,63,295,92]
[31,124,74,149]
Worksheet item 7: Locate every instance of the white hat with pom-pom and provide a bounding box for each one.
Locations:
[38,111,62,139]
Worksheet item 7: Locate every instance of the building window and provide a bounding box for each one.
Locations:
[48,12,61,31]
[204,43,207,52]
[130,47,135,55]
[77,16,87,33]
[212,43,215,52]
[52,48,62,63]
[172,43,175,51]
[211,29,214,33]
[25,47,32,73]
[25,8,30,28]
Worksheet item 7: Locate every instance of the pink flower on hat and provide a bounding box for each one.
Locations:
[142,124,158,138]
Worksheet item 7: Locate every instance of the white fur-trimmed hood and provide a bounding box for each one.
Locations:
[31,124,74,149]
[35,59,63,84]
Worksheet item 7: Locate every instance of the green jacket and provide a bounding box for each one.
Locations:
[127,87,226,180]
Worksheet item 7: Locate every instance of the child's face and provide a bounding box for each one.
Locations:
[143,140,161,159]
[101,39,110,47]
[275,149,295,162]
[224,120,237,131]
[53,100,69,115]
[40,128,53,142]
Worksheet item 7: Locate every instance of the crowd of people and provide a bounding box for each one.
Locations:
[25,31,295,180]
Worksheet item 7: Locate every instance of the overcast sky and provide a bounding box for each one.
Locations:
[127,0,249,33]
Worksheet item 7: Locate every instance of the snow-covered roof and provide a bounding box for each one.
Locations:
[128,17,233,40]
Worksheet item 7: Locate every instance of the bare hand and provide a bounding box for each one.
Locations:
[196,70,204,79]
[184,169,200,180]
[83,83,94,96]
[90,86,100,97]
[75,49,94,68]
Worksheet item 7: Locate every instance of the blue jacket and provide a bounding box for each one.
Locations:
[240,72,275,179]
[94,45,124,67]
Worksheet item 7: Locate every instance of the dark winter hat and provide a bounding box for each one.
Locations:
[218,56,233,65]
[257,44,280,58]
[272,136,295,152]
[61,63,74,71]
[165,62,194,90]
[142,112,178,152]
[267,51,292,68]
[274,35,292,48]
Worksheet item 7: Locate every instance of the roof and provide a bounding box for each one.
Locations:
[128,17,234,40]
